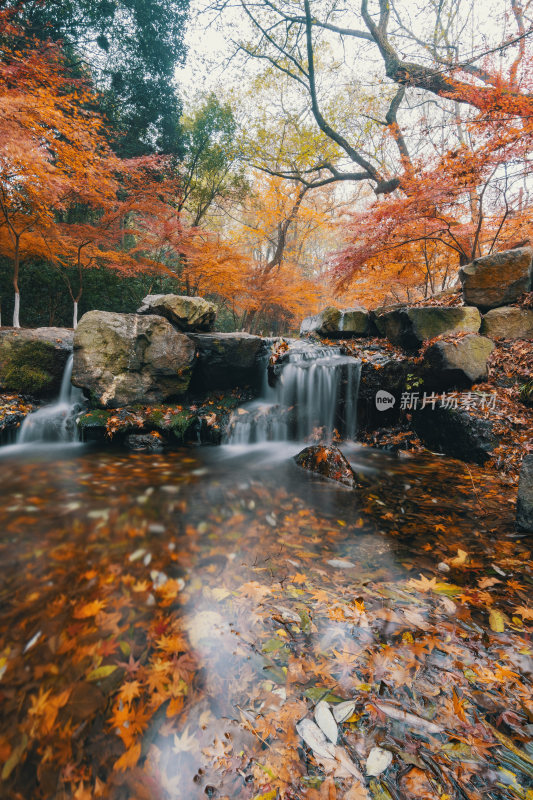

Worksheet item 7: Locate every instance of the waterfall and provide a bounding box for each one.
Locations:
[227,341,361,445]
[16,354,84,445]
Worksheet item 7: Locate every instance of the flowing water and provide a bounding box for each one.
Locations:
[15,354,84,447]
[0,348,530,800]
[227,341,362,444]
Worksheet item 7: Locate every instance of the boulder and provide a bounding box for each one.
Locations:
[375,306,481,350]
[357,357,411,429]
[516,455,533,531]
[72,311,195,408]
[0,327,73,397]
[188,332,266,391]
[300,306,371,338]
[459,247,533,310]
[480,307,533,340]
[300,307,341,337]
[294,445,356,487]
[339,307,371,336]
[412,406,498,464]
[422,335,495,389]
[137,294,217,331]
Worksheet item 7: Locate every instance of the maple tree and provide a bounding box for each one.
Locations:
[0,11,119,327]
[211,0,533,301]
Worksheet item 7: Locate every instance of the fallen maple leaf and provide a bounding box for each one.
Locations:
[515,605,533,620]
[114,741,141,771]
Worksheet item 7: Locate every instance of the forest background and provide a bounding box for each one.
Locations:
[0,0,531,334]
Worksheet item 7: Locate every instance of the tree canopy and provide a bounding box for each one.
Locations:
[8,0,191,156]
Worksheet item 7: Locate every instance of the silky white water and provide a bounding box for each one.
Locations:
[227,341,361,444]
[16,354,84,445]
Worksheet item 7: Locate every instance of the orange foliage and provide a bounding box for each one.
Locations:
[334,61,533,304]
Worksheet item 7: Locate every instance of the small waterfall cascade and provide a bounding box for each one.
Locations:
[227,341,362,445]
[16,354,85,445]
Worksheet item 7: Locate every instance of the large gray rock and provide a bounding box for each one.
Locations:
[73,311,195,408]
[459,247,533,310]
[338,307,371,336]
[0,327,73,397]
[137,294,217,331]
[480,307,533,340]
[422,335,495,388]
[516,455,533,531]
[375,306,481,350]
[188,332,266,391]
[300,306,371,338]
[412,406,498,464]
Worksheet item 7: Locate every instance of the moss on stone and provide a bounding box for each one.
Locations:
[1,341,59,395]
[146,408,166,426]
[168,410,195,440]
[77,409,111,428]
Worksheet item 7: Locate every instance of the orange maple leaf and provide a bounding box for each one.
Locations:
[74,599,107,619]
[114,741,141,771]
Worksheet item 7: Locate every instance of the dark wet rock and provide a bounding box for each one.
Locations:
[137,294,217,331]
[422,335,495,389]
[189,332,266,391]
[125,432,165,452]
[294,445,356,487]
[73,311,195,408]
[357,358,412,429]
[480,307,533,340]
[0,395,39,444]
[459,247,533,310]
[375,306,481,350]
[77,391,249,446]
[412,406,498,464]
[76,408,110,443]
[517,455,533,531]
[0,328,73,398]
[300,306,371,338]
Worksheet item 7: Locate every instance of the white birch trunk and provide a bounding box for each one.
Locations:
[73,301,78,329]
[13,293,20,328]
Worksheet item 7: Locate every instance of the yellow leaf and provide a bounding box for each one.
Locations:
[87,664,117,682]
[450,549,468,566]
[489,609,505,633]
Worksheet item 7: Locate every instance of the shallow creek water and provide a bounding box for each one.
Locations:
[0,442,531,800]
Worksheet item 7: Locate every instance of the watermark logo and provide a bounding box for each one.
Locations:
[400,391,498,411]
[375,390,396,411]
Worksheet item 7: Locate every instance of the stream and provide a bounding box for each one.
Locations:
[0,349,531,799]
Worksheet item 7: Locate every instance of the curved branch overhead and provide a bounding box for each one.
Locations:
[228,0,533,196]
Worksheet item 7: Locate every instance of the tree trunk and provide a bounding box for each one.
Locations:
[73,301,78,329]
[13,236,20,328]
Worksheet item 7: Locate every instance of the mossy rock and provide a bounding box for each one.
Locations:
[0,329,73,398]
[2,341,60,396]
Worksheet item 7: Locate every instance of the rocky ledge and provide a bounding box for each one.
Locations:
[0,328,73,398]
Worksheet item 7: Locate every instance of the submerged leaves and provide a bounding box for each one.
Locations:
[0,448,530,799]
